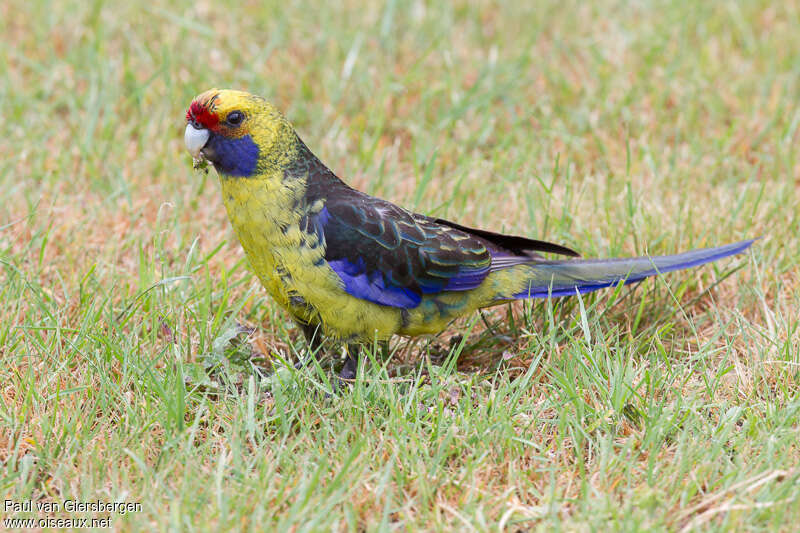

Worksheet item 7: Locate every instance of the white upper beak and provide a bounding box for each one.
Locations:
[184,124,210,159]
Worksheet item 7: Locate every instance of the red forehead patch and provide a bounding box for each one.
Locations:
[187,100,219,129]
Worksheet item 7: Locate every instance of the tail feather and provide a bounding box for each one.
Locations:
[512,239,755,299]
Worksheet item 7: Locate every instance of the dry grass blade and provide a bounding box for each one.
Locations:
[677,469,800,531]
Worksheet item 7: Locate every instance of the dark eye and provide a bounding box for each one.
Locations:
[226,111,244,126]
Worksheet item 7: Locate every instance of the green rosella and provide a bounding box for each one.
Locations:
[184,89,753,380]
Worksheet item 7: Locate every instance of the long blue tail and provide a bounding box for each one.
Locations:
[512,240,754,298]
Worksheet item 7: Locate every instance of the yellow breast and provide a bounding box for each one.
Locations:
[217,173,405,341]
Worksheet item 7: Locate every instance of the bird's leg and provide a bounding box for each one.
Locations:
[339,344,360,382]
[295,321,324,370]
[338,341,388,383]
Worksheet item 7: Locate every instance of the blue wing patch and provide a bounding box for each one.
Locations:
[328,257,421,308]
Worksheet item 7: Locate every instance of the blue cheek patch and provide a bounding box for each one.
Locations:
[208,134,260,177]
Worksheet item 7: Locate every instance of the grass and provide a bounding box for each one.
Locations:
[2,0,799,530]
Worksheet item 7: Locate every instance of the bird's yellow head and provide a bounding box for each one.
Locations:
[185,89,297,177]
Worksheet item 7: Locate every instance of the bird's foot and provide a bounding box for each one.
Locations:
[332,347,359,391]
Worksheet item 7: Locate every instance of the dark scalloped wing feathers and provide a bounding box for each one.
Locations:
[292,135,577,309]
[313,193,495,308]
[431,218,580,258]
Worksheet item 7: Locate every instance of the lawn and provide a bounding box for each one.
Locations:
[2,0,799,530]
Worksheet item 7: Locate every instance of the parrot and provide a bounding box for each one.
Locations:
[184,89,754,381]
